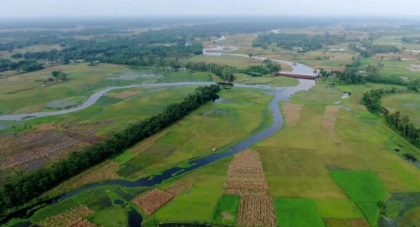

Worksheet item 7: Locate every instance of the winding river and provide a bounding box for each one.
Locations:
[0,43,316,225]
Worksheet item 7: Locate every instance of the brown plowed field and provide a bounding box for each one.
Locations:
[43,161,120,197]
[133,189,174,215]
[224,181,269,195]
[227,149,264,174]
[0,121,112,174]
[38,206,94,227]
[237,194,277,227]
[223,149,277,226]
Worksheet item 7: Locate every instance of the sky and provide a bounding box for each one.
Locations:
[0,0,419,18]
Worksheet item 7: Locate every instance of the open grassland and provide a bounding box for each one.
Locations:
[182,55,265,68]
[233,73,298,87]
[0,63,130,114]
[337,83,406,118]
[382,93,420,126]
[263,50,357,71]
[115,88,272,181]
[360,58,420,80]
[0,87,198,176]
[0,64,215,115]
[87,206,128,227]
[373,35,420,50]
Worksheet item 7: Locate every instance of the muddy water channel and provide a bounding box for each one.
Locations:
[0,49,316,226]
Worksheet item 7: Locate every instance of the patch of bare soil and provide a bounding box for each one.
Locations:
[133,189,174,215]
[323,106,340,130]
[406,64,420,72]
[39,206,94,227]
[282,103,304,126]
[107,90,143,99]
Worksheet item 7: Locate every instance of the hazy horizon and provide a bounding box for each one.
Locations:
[1,0,420,18]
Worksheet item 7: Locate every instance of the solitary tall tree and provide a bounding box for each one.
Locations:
[222,68,234,82]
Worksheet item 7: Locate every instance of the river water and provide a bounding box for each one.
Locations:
[0,46,316,225]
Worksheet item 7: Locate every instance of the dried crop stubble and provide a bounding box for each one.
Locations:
[223,149,277,226]
[323,106,340,130]
[237,194,277,227]
[282,103,304,126]
[43,161,120,197]
[227,149,264,174]
[224,181,269,195]
[39,206,94,227]
[133,189,174,215]
[67,219,97,227]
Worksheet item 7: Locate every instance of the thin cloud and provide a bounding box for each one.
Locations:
[0,0,419,18]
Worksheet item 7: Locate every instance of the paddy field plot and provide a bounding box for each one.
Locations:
[256,82,420,226]
[382,93,420,126]
[212,194,240,225]
[272,198,325,227]
[145,157,232,225]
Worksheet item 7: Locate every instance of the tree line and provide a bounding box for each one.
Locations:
[184,62,236,82]
[239,59,281,76]
[0,59,43,73]
[253,33,347,52]
[349,42,400,58]
[0,85,221,213]
[362,88,420,152]
[318,58,415,87]
[401,36,420,44]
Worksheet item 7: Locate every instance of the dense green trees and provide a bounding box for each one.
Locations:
[0,85,221,213]
[386,111,420,148]
[185,62,236,82]
[318,58,408,86]
[362,88,420,151]
[362,88,401,114]
[349,43,400,58]
[0,59,43,73]
[401,36,420,44]
[253,33,346,52]
[51,70,68,81]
